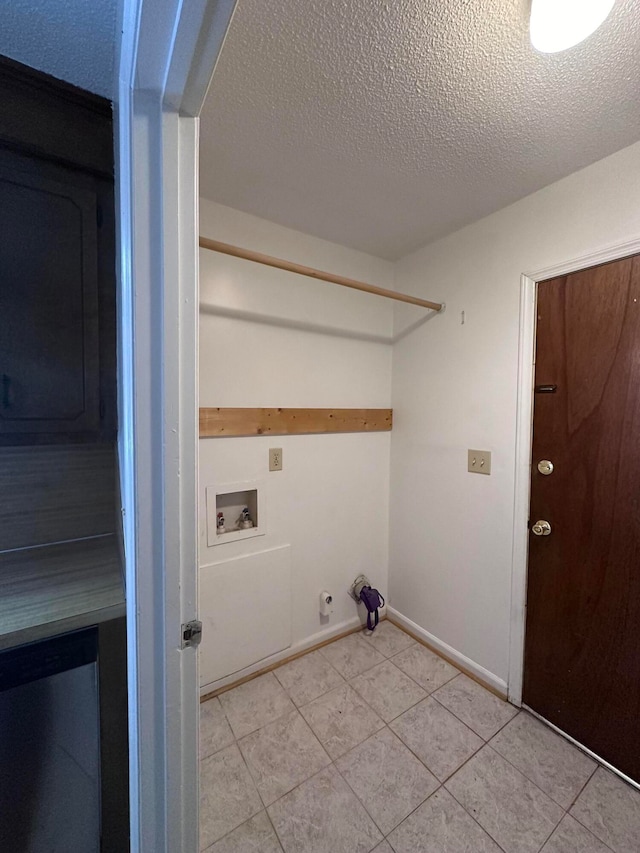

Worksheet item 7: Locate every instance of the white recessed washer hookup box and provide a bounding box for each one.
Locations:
[206,480,267,546]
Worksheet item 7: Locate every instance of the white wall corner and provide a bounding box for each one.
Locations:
[387,607,509,698]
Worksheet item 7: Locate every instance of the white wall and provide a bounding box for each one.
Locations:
[199,199,394,690]
[389,141,640,691]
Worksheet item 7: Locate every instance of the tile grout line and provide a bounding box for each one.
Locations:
[274,643,347,695]
[398,688,522,853]
[567,764,598,810]
[483,707,619,835]
[431,733,518,848]
[224,738,262,847]
[439,772,512,853]
[367,650,434,693]
[540,814,617,853]
[345,628,465,721]
[348,669,428,722]
[564,768,617,853]
[201,626,492,846]
[214,676,382,838]
[330,748,393,841]
[237,705,334,807]
[198,698,236,763]
[199,696,256,851]
[487,716,599,815]
[201,624,625,853]
[263,805,285,853]
[326,694,506,849]
[199,637,436,847]
[394,683,491,748]
[523,704,640,793]
[429,678,518,742]
[388,650,460,695]
[328,699,477,841]
[534,809,568,853]
[379,783,446,847]
[211,696,581,853]
[202,629,440,845]
[387,714,481,787]
[397,777,510,853]
[442,742,566,853]
[360,644,496,853]
[385,617,508,701]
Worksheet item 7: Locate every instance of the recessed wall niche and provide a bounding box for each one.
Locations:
[206,481,266,546]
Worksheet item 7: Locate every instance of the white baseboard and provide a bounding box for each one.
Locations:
[200,614,363,696]
[387,607,508,698]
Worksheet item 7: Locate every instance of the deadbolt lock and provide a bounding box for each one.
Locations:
[537,460,554,476]
[531,520,551,537]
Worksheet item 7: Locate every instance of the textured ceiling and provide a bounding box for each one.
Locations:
[200,0,640,259]
[0,0,118,98]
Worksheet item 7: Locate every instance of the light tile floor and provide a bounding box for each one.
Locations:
[199,620,640,853]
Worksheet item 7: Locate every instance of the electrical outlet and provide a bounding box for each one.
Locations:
[468,449,491,475]
[269,447,283,471]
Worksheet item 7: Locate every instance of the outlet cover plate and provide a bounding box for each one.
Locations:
[269,447,283,471]
[468,449,491,475]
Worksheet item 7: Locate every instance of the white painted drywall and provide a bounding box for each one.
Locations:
[199,546,293,686]
[389,141,640,689]
[199,199,393,690]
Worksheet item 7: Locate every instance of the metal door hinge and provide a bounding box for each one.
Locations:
[181,620,202,649]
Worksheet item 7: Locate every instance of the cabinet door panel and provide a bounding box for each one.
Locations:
[0,157,99,436]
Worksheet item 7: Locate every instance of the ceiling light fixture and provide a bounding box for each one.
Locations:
[530,0,616,53]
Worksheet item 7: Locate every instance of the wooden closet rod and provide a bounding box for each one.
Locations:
[199,237,443,311]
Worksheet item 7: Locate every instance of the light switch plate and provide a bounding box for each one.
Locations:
[468,449,491,475]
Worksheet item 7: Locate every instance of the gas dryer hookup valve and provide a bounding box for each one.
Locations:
[349,574,385,632]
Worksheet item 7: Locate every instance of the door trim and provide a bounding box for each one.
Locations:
[117,1,236,850]
[508,235,640,706]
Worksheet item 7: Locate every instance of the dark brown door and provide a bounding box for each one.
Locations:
[523,255,640,782]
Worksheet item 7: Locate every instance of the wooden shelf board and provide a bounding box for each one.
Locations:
[0,535,124,649]
[199,407,393,438]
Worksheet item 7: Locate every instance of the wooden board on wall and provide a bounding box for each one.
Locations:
[199,408,393,437]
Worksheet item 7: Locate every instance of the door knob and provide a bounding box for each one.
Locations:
[537,460,554,476]
[532,520,551,536]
